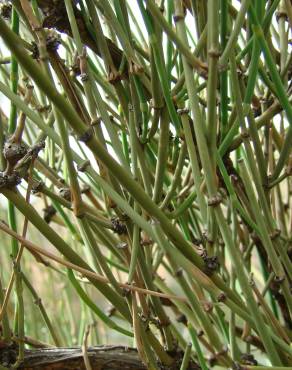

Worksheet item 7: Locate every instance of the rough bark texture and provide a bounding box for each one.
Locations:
[0,345,146,369]
[0,344,200,370]
[36,0,123,68]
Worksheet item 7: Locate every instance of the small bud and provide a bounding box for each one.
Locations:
[3,142,27,166]
[59,187,71,202]
[111,218,127,235]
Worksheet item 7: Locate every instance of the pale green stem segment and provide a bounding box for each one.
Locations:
[67,269,133,337]
[174,2,282,365]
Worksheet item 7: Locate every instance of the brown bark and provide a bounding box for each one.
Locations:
[0,344,200,370]
[1,345,146,369]
[35,0,123,69]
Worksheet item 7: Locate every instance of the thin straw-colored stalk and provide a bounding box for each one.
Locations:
[0,1,291,367]
[174,3,283,365]
[0,220,187,303]
[1,189,131,322]
[0,18,245,310]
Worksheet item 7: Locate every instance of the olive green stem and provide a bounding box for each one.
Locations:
[2,189,131,322]
[219,0,251,68]
[179,343,192,370]
[174,4,283,365]
[21,273,62,346]
[67,269,133,337]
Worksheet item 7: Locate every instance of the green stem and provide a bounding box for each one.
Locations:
[22,273,62,346]
[179,343,192,370]
[206,0,219,167]
[219,0,251,68]
[219,0,229,138]
[249,5,292,179]
[152,107,169,203]
[67,269,133,337]
[8,7,19,135]
[2,189,131,322]
[0,276,11,342]
[174,4,283,365]
[188,325,209,370]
